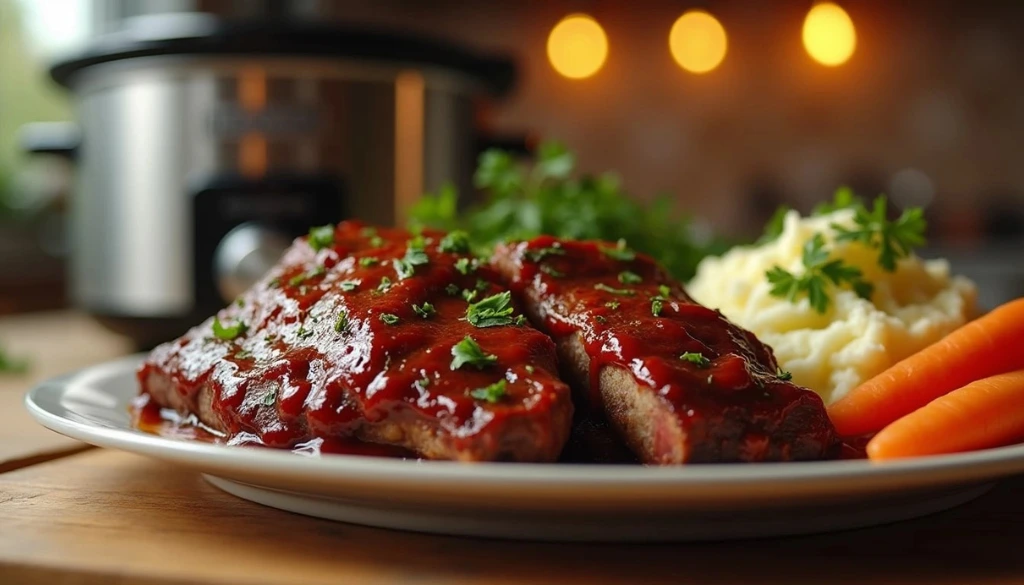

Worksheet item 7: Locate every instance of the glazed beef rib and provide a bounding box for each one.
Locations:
[491,236,837,463]
[138,222,573,462]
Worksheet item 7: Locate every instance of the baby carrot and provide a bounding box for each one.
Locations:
[866,369,1024,460]
[828,297,1024,437]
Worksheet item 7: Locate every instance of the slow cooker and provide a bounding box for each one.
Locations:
[43,13,519,347]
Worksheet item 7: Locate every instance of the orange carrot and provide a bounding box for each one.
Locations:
[866,369,1024,460]
[828,297,1024,437]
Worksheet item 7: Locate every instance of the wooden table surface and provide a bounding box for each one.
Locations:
[2,311,1023,585]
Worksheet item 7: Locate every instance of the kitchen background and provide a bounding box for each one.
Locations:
[1,0,1022,340]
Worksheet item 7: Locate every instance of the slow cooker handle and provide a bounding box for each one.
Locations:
[19,122,80,161]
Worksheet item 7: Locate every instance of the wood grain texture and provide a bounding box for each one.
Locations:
[2,449,1024,585]
[0,311,133,470]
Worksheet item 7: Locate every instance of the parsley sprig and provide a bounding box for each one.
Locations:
[831,196,927,272]
[766,234,873,314]
[450,336,498,370]
[469,379,507,403]
[212,316,247,340]
[465,291,517,328]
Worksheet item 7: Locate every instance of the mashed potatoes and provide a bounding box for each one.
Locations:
[688,208,978,405]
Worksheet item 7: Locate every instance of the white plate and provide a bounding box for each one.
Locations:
[25,355,1024,542]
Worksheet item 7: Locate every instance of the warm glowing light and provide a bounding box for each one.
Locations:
[802,2,857,66]
[547,14,608,79]
[668,10,727,74]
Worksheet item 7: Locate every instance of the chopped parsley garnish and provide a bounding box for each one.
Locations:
[618,270,642,284]
[604,301,620,310]
[831,196,927,272]
[377,276,393,293]
[777,368,793,381]
[454,257,476,275]
[379,313,400,325]
[658,285,671,298]
[601,239,635,261]
[307,224,335,251]
[756,205,792,245]
[394,244,429,280]
[514,314,527,326]
[359,257,379,267]
[524,365,535,374]
[475,279,490,292]
[369,235,384,248]
[461,289,479,302]
[469,379,507,404]
[235,298,245,308]
[680,352,710,368]
[289,265,326,287]
[339,280,359,292]
[651,298,664,317]
[416,375,431,388]
[445,283,460,296]
[412,302,436,318]
[360,227,377,237]
[540,264,564,277]
[450,336,498,370]
[212,316,247,340]
[812,186,861,216]
[261,389,276,406]
[268,277,280,288]
[439,230,471,253]
[234,349,253,360]
[296,325,312,339]
[594,283,636,296]
[525,245,565,262]
[334,312,349,333]
[466,291,517,328]
[595,315,608,324]
[766,234,873,314]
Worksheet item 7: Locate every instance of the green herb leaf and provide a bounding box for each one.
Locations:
[461,289,478,302]
[651,298,664,317]
[261,389,276,406]
[831,196,927,271]
[439,230,472,254]
[307,224,335,251]
[360,227,377,237]
[212,316,247,340]
[469,379,508,404]
[604,301,620,310]
[618,270,642,284]
[379,313,400,325]
[777,368,793,381]
[525,245,566,262]
[766,234,873,314]
[466,291,517,328]
[394,244,430,280]
[756,206,792,245]
[601,239,636,261]
[454,257,476,275]
[359,257,379,267]
[234,349,253,360]
[540,264,564,277]
[369,235,384,248]
[524,365,535,374]
[445,283,460,296]
[0,346,30,374]
[680,352,710,368]
[450,336,498,370]
[334,312,349,333]
[339,280,359,292]
[594,283,636,296]
[475,279,490,292]
[658,285,671,298]
[412,302,436,319]
[235,298,245,308]
[377,276,392,293]
[812,186,862,216]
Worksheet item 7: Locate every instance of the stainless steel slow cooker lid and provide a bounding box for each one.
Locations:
[49,12,516,95]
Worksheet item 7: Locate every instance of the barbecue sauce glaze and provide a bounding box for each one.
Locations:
[497,236,838,461]
[137,222,570,459]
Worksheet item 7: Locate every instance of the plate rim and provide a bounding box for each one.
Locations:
[24,353,1024,489]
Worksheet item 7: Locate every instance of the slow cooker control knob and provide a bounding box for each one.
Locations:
[213,223,291,302]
